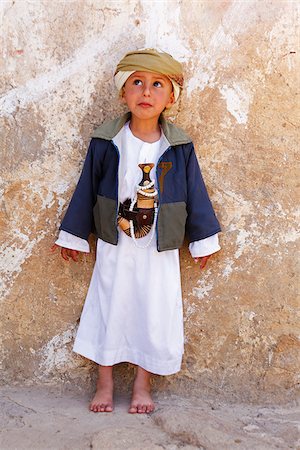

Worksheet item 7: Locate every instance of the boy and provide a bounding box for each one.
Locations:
[52,49,221,413]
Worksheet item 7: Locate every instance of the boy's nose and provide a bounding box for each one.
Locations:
[142,84,151,96]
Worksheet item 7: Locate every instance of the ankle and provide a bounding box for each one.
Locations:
[98,379,113,387]
[97,374,113,386]
[133,376,151,391]
[134,367,152,386]
[98,365,113,378]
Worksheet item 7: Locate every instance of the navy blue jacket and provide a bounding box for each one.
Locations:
[59,112,221,252]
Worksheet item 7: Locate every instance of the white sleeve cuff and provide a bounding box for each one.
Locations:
[189,233,221,258]
[55,230,90,253]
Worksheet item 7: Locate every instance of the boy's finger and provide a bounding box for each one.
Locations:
[61,248,69,261]
[50,244,58,252]
[70,250,78,262]
[193,255,211,268]
[200,256,210,269]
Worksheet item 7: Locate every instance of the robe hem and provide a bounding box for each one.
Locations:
[73,339,183,376]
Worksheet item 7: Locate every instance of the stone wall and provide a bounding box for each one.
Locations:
[1,0,299,404]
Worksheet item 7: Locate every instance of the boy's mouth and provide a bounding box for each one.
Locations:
[139,102,152,107]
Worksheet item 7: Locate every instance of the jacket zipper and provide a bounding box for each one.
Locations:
[155,146,171,251]
[111,141,120,245]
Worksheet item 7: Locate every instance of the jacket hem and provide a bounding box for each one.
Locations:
[157,244,183,252]
[59,226,89,241]
[96,235,118,246]
[188,227,222,243]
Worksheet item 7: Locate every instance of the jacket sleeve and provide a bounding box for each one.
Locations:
[185,144,221,242]
[59,138,102,240]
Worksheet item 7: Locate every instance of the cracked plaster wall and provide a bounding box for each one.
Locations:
[1,0,299,404]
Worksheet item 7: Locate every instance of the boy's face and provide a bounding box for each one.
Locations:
[121,71,175,120]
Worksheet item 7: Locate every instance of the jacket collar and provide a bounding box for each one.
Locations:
[91,111,192,146]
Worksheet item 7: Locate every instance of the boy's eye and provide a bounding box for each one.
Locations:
[132,79,163,87]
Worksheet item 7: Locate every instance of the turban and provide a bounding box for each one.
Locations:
[114,48,184,103]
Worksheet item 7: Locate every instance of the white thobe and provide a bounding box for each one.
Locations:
[56,122,220,375]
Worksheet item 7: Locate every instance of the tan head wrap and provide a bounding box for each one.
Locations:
[114,48,184,103]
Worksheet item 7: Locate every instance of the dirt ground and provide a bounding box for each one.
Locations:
[0,386,299,450]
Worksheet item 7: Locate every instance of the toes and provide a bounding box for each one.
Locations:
[128,403,138,414]
[129,400,154,414]
[137,403,143,413]
[147,404,155,413]
[128,407,137,414]
[90,400,113,413]
[145,403,152,413]
[136,404,147,413]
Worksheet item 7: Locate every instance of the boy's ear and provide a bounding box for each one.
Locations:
[119,86,126,104]
[165,90,175,109]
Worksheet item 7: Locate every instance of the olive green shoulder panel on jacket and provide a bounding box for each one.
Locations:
[92,113,131,141]
[91,112,192,146]
[159,117,191,146]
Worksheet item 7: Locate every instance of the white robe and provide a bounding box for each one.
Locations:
[56,122,220,375]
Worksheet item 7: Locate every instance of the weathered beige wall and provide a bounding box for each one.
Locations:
[1,0,299,404]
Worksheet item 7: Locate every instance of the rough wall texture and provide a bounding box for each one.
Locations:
[1,0,299,404]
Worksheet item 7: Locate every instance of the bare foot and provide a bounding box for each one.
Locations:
[128,367,155,414]
[89,366,114,413]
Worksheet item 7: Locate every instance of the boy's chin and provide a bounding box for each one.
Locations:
[129,108,165,120]
[129,112,158,120]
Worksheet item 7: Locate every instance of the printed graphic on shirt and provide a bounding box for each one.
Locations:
[117,163,158,238]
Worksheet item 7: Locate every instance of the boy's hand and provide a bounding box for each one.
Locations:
[193,255,211,269]
[50,244,80,262]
